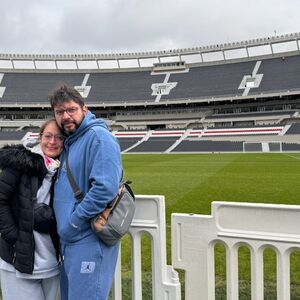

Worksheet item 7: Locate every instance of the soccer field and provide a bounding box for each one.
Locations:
[120,153,300,299]
[122,153,300,219]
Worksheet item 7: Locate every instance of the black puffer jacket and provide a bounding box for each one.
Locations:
[0,144,59,274]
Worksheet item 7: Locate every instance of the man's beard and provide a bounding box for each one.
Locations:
[62,121,80,135]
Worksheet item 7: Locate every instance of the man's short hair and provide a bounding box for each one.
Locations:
[49,84,85,109]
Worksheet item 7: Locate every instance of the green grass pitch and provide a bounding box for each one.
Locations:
[123,153,300,217]
[119,153,300,299]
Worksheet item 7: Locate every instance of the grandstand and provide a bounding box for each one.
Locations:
[0,32,300,152]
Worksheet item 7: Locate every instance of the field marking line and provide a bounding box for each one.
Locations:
[283,153,300,160]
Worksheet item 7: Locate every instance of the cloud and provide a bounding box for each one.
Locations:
[0,0,299,54]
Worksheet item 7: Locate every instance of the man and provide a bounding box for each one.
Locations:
[49,85,122,300]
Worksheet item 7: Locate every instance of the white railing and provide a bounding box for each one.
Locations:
[112,195,181,300]
[172,201,300,300]
[111,197,300,299]
[1,196,299,299]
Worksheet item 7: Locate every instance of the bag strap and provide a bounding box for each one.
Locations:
[65,152,126,205]
[49,174,56,208]
[31,176,39,203]
[65,152,84,202]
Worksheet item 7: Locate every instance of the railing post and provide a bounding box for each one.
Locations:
[226,244,239,300]
[251,246,264,300]
[131,233,143,300]
[277,249,290,300]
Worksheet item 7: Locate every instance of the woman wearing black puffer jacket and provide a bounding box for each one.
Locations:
[0,119,64,300]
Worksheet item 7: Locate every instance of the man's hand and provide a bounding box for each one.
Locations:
[92,208,111,231]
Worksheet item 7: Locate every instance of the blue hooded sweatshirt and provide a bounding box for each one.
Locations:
[54,111,122,244]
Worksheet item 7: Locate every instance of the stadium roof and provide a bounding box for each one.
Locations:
[0,32,300,71]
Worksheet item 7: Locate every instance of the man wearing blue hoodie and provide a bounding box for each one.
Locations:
[49,85,122,300]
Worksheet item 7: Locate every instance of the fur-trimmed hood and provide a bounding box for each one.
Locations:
[0,144,47,177]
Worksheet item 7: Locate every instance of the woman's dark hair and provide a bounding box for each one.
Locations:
[48,84,85,109]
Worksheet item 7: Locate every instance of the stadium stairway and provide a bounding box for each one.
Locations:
[121,130,152,153]
[165,129,192,153]
[279,124,292,135]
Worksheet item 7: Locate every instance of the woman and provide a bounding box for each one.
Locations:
[0,119,64,300]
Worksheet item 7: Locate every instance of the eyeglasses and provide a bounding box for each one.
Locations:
[41,133,65,142]
[54,107,79,116]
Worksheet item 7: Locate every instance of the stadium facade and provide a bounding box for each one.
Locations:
[0,32,300,152]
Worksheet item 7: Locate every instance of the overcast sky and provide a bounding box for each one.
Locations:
[1,0,299,55]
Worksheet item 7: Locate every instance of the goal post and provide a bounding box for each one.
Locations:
[243,141,282,153]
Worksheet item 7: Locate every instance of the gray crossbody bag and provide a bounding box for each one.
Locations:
[65,153,135,246]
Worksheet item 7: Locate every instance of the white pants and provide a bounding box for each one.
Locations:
[0,270,60,300]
